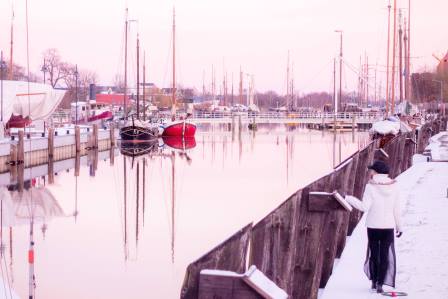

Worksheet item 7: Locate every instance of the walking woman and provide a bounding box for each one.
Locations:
[345,160,403,293]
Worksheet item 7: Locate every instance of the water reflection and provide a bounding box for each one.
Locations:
[1,178,67,299]
[0,125,367,299]
[120,137,197,263]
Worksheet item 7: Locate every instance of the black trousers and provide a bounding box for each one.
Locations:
[366,228,395,285]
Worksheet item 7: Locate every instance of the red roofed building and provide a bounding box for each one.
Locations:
[95,93,132,106]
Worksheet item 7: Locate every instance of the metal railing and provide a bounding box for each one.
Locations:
[191,111,384,120]
[49,109,385,125]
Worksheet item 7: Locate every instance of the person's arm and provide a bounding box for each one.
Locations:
[344,185,372,212]
[394,187,403,234]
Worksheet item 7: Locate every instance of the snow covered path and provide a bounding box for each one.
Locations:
[321,132,448,299]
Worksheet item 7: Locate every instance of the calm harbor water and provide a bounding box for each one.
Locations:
[2,125,368,299]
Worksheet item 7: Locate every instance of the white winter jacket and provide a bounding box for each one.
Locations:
[345,174,402,232]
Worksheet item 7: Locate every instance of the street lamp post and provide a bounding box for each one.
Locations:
[74,65,79,125]
[41,59,48,84]
[433,79,443,115]
[335,30,343,113]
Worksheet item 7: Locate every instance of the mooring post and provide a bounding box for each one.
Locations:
[93,124,98,149]
[18,130,25,165]
[48,157,54,184]
[48,127,55,159]
[75,125,81,153]
[75,153,80,177]
[17,165,24,193]
[10,144,17,180]
[109,122,115,146]
[109,146,115,166]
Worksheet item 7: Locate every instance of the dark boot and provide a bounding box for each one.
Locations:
[376,284,383,293]
[371,281,376,290]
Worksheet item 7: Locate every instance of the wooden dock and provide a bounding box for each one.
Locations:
[180,116,448,299]
[0,124,117,185]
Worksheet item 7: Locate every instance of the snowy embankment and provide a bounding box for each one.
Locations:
[321,132,448,299]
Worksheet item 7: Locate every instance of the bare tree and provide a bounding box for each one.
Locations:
[42,48,71,88]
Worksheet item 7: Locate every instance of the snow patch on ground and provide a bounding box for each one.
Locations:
[321,132,448,299]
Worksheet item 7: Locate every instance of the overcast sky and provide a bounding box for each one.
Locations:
[0,0,447,96]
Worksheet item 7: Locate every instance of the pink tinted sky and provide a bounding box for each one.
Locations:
[0,0,447,95]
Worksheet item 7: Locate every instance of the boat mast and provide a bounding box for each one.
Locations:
[143,51,146,121]
[1,51,4,123]
[386,2,391,115]
[398,10,403,103]
[171,7,176,118]
[231,72,234,106]
[391,0,397,114]
[291,62,295,110]
[338,32,343,113]
[137,33,140,119]
[239,66,243,105]
[9,5,14,80]
[366,55,369,107]
[124,8,128,120]
[406,0,411,100]
[403,19,409,100]
[286,51,290,110]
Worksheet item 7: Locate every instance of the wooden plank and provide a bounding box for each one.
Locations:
[181,224,252,299]
[346,152,360,235]
[331,160,353,259]
[249,190,302,295]
[290,184,328,299]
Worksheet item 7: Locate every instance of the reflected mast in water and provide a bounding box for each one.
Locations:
[123,157,128,261]
[170,151,175,263]
[136,162,140,245]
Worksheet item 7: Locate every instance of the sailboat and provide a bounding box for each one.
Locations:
[161,8,197,138]
[119,9,158,143]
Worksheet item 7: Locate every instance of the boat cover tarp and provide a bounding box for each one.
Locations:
[1,80,66,122]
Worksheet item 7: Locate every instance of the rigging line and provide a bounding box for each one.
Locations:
[301,58,334,90]
[1,252,12,299]
[343,60,378,92]
[0,259,8,299]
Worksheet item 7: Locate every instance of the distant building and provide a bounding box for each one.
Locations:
[95,94,131,106]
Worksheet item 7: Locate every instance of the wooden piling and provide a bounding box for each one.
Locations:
[109,147,115,166]
[93,124,99,149]
[9,144,17,180]
[110,123,116,146]
[48,127,55,159]
[75,153,80,177]
[249,191,303,294]
[48,157,54,184]
[75,126,81,153]
[18,130,24,164]
[17,165,24,193]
